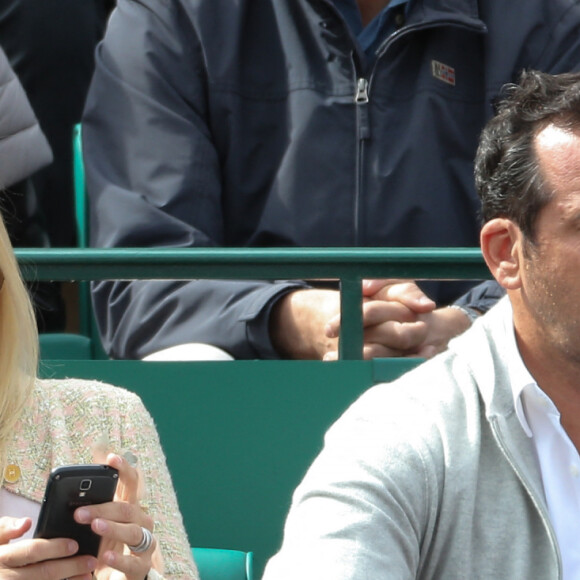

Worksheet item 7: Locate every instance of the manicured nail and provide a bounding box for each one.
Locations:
[87,557,98,570]
[76,508,90,523]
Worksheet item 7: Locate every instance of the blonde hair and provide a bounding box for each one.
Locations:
[0,212,38,465]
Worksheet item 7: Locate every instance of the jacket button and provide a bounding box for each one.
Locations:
[394,12,405,28]
[4,464,21,483]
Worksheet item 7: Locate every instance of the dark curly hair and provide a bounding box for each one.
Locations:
[475,69,580,242]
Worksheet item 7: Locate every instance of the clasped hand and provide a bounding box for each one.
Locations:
[323,279,471,360]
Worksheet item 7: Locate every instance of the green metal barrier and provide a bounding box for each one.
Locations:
[17,247,488,360]
[22,247,488,575]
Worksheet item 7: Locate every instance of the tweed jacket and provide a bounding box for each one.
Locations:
[2,378,198,580]
[264,297,561,579]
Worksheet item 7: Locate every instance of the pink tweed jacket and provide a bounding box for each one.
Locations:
[2,378,198,579]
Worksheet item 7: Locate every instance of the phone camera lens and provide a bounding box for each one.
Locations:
[80,479,92,491]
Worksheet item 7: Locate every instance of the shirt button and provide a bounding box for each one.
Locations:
[570,464,579,478]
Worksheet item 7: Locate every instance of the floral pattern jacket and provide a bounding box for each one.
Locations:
[3,378,198,579]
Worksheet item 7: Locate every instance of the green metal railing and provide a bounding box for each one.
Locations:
[15,247,489,360]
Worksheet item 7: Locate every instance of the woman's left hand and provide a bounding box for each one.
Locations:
[74,453,156,580]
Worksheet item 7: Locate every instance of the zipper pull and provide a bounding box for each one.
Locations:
[354,78,369,104]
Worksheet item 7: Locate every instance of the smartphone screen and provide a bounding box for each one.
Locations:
[34,464,119,557]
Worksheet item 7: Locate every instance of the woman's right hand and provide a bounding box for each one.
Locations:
[0,516,97,579]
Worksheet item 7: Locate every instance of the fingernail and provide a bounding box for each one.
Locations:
[76,507,90,523]
[68,540,79,554]
[94,519,107,533]
[12,517,27,529]
[104,551,115,566]
[87,556,98,570]
[122,450,138,467]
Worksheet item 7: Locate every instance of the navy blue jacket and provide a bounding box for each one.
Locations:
[83,0,580,359]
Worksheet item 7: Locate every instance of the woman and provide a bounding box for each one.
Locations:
[0,45,198,580]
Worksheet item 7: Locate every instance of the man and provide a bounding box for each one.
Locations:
[262,70,580,578]
[83,0,580,360]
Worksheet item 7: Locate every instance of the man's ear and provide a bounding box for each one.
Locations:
[480,218,523,290]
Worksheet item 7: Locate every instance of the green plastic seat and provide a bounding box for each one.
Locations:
[192,548,253,580]
[39,333,93,360]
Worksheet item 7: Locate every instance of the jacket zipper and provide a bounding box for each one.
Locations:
[354,77,370,246]
[352,16,487,247]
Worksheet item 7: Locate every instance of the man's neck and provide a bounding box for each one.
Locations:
[356,0,392,26]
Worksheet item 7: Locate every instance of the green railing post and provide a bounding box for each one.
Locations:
[339,276,363,360]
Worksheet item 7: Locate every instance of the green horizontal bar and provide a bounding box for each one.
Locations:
[15,247,488,282]
[16,247,489,361]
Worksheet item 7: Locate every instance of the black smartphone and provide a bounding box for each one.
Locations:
[34,464,119,557]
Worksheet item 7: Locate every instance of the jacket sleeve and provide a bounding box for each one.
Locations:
[521,0,580,76]
[82,0,306,360]
[452,280,506,316]
[117,387,199,579]
[0,45,52,189]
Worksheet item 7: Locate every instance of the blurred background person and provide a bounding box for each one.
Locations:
[0,0,114,331]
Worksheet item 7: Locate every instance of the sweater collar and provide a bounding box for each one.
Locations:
[449,296,547,504]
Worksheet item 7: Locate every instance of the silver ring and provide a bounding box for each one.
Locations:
[128,526,153,553]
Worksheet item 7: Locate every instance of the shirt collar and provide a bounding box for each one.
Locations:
[501,301,548,438]
[331,0,410,34]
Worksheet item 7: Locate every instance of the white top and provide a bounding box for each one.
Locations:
[0,489,40,540]
[506,317,580,579]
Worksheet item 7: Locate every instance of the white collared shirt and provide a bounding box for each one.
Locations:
[505,315,580,579]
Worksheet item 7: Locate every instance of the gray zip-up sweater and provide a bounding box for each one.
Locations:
[263,297,560,579]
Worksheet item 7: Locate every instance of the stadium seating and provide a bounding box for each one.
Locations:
[22,125,490,576]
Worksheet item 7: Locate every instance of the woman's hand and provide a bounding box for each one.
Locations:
[0,516,97,579]
[74,453,157,580]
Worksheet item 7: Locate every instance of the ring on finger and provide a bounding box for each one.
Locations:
[127,526,154,553]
